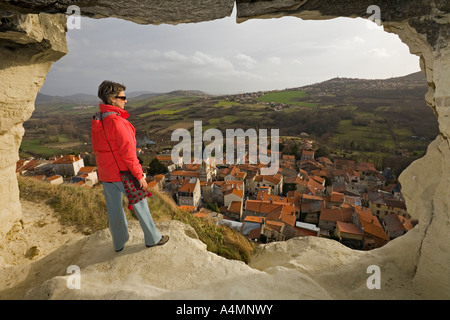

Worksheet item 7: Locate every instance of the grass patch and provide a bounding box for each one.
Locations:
[257,90,309,105]
[139,107,190,118]
[213,100,238,108]
[148,97,196,109]
[20,139,61,157]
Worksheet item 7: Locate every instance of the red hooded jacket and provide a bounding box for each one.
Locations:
[91,104,143,182]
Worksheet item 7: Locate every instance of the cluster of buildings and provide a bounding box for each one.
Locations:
[17,145,416,250]
[16,154,98,187]
[153,148,416,250]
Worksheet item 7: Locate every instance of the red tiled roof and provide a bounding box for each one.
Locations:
[78,166,96,173]
[336,221,363,236]
[320,207,353,223]
[353,206,388,241]
[244,216,265,223]
[171,170,200,177]
[52,155,81,164]
[228,201,242,214]
[329,192,344,203]
[178,182,196,193]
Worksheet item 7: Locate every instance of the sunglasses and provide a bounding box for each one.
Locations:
[115,96,127,101]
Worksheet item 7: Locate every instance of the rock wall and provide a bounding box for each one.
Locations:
[0,0,448,299]
[0,13,67,237]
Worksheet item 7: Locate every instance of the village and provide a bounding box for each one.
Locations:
[16,139,416,251]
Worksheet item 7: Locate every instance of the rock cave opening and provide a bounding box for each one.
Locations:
[1,0,448,299]
[36,11,434,248]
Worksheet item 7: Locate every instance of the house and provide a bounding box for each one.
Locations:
[212,180,244,207]
[176,178,201,209]
[217,165,241,181]
[299,193,323,223]
[332,169,346,183]
[224,188,243,207]
[306,176,326,195]
[335,221,364,249]
[262,220,285,242]
[295,221,320,237]
[146,174,165,192]
[266,203,296,227]
[244,199,293,222]
[241,216,265,239]
[324,191,345,209]
[16,159,43,175]
[368,190,409,220]
[352,205,388,250]
[252,173,283,196]
[46,175,63,185]
[72,166,98,187]
[200,181,213,203]
[356,161,378,178]
[299,160,322,173]
[226,200,243,221]
[224,166,242,181]
[52,155,84,177]
[169,170,200,181]
[198,162,213,183]
[318,207,353,236]
[382,213,414,240]
[346,169,360,184]
[301,150,315,161]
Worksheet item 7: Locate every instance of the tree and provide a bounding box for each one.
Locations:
[147,157,168,176]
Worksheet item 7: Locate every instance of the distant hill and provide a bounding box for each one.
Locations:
[35,93,99,105]
[24,72,437,167]
[36,89,209,106]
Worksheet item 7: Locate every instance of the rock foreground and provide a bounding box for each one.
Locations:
[0,201,423,300]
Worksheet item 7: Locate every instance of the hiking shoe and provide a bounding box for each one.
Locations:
[146,235,169,248]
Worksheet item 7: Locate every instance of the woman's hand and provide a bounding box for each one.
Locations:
[139,177,148,191]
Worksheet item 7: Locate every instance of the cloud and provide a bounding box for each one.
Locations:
[370,48,391,58]
[235,53,257,69]
[267,57,281,65]
[191,51,234,71]
[163,50,188,62]
[40,15,420,96]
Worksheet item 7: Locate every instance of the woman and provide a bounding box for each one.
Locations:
[91,80,169,252]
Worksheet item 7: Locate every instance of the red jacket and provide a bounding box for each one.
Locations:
[91,104,143,182]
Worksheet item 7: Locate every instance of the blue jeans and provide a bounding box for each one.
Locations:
[102,181,162,251]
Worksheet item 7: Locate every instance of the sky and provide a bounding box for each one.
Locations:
[40,7,421,97]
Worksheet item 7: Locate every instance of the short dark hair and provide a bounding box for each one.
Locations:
[98,80,126,104]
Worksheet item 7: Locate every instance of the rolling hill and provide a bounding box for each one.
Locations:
[24,72,438,167]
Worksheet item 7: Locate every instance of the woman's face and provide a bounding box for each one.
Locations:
[110,90,127,109]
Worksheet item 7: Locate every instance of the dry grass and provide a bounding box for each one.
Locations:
[17,176,255,262]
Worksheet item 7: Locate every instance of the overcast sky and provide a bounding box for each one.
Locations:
[40,7,420,97]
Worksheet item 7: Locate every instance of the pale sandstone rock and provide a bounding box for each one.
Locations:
[0,13,67,239]
[3,220,332,299]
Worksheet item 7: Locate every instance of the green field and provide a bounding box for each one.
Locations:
[139,107,190,117]
[332,119,396,149]
[257,90,309,105]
